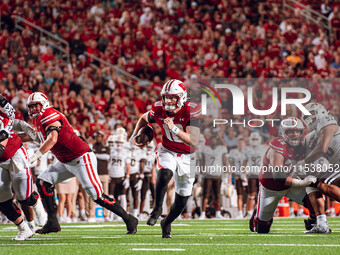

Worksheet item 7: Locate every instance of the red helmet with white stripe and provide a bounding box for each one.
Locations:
[27,92,50,118]
[281,117,305,147]
[161,79,187,111]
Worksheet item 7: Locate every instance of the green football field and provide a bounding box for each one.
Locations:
[1,218,340,255]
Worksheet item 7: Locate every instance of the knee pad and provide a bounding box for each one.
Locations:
[17,191,39,206]
[95,194,116,208]
[36,179,54,198]
[0,199,22,222]
[157,168,173,183]
[255,217,273,234]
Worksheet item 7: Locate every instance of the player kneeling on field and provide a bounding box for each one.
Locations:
[250,117,330,234]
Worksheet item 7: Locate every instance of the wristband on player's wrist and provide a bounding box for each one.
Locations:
[170,125,180,135]
[139,174,144,180]
[125,175,130,179]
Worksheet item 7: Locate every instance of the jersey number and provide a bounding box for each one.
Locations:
[163,124,184,143]
[112,158,122,166]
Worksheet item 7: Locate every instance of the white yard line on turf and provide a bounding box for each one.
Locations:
[120,243,340,247]
[131,248,186,251]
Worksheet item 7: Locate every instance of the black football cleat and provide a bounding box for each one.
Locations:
[36,219,61,234]
[249,209,257,232]
[147,209,161,226]
[304,218,316,231]
[160,219,172,239]
[125,215,138,234]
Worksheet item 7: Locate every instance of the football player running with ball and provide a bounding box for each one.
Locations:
[25,92,138,234]
[131,79,201,238]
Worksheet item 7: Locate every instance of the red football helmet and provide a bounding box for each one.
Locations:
[27,92,50,118]
[161,79,187,111]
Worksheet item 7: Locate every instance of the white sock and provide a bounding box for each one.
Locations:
[27,220,35,229]
[298,209,303,214]
[216,211,221,217]
[247,210,252,215]
[80,209,86,216]
[289,208,294,214]
[201,211,206,217]
[17,220,29,231]
[133,209,139,218]
[317,214,327,223]
[238,211,243,216]
[331,208,335,214]
[118,195,127,211]
[32,199,44,213]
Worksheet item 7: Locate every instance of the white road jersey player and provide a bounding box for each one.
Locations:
[202,145,228,177]
[108,139,130,179]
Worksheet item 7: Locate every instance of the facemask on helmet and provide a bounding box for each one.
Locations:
[281,117,305,147]
[115,134,126,151]
[161,79,187,112]
[27,92,50,118]
[302,102,328,130]
[107,135,116,148]
[146,140,156,155]
[249,132,262,146]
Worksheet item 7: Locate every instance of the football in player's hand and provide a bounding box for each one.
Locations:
[136,125,154,145]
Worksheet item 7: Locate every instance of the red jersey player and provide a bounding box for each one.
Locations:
[250,117,330,233]
[26,92,138,234]
[131,79,201,238]
[0,97,46,240]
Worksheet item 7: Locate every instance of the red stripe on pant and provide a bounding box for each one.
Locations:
[21,147,28,160]
[26,168,30,199]
[257,184,262,218]
[83,155,101,199]
[86,153,103,194]
[155,151,164,170]
[26,167,33,199]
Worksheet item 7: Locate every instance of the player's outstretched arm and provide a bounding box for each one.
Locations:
[267,148,316,187]
[130,112,149,146]
[304,124,338,164]
[30,121,61,164]
[13,119,40,143]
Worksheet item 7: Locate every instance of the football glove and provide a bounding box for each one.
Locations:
[122,178,130,189]
[30,150,43,165]
[291,175,317,187]
[134,179,143,191]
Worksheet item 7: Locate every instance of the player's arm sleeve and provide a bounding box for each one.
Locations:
[96,153,110,161]
[187,118,200,127]
[188,102,201,127]
[147,112,156,123]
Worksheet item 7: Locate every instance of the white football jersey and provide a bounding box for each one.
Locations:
[144,151,156,174]
[305,128,340,165]
[229,148,247,176]
[243,145,268,175]
[129,146,146,175]
[202,145,228,177]
[316,115,338,134]
[108,148,130,178]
